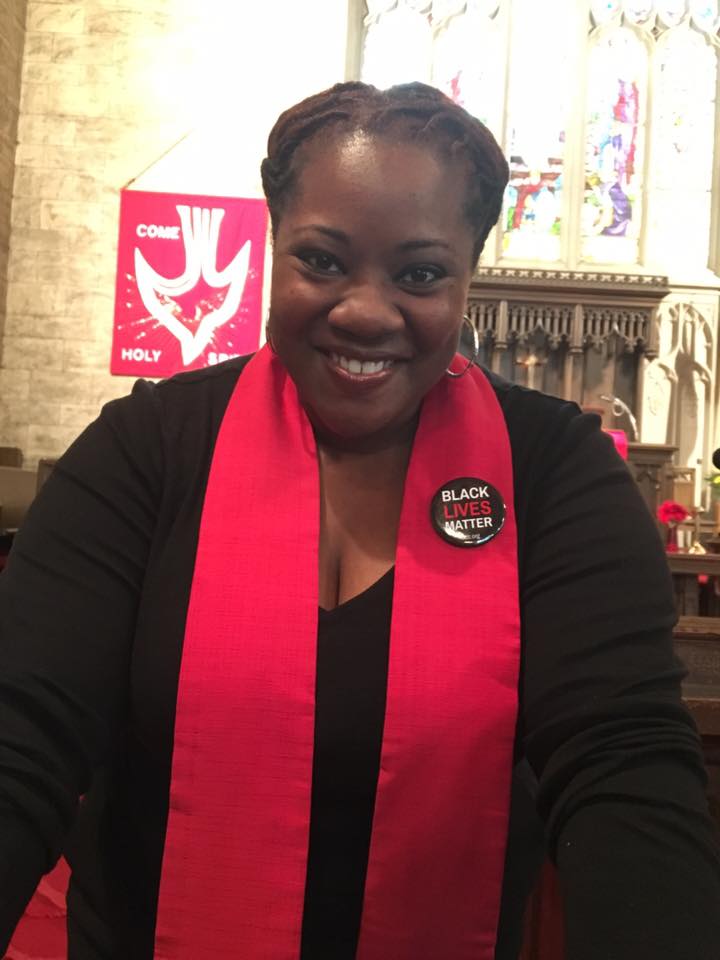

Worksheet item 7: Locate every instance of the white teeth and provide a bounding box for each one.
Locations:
[330,353,393,375]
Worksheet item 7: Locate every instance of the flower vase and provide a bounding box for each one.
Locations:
[666,523,679,553]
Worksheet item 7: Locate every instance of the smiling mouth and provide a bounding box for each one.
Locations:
[329,352,395,376]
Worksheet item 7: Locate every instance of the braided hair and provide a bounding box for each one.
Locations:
[261,81,509,264]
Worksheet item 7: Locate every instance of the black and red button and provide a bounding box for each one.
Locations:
[430,477,506,547]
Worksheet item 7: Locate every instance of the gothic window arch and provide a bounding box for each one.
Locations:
[357,0,720,276]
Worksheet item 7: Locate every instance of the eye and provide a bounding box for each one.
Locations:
[297,250,344,275]
[397,264,446,286]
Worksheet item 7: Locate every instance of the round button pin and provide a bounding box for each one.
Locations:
[430,477,506,547]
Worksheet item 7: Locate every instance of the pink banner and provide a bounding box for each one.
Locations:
[111,190,268,377]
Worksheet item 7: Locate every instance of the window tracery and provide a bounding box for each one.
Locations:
[359,0,720,275]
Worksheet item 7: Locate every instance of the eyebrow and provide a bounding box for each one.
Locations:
[295,225,454,253]
[295,224,350,244]
[397,238,453,253]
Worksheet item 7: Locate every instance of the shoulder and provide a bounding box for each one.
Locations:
[482,365,585,431]
[118,353,252,411]
[154,353,252,396]
[476,367,647,574]
[479,366,606,486]
[100,354,253,446]
[48,355,254,511]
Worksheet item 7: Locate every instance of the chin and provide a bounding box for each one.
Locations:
[306,404,415,451]
[313,415,381,445]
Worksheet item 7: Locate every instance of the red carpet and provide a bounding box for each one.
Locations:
[5,860,68,960]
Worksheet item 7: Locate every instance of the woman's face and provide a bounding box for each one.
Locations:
[268,133,476,450]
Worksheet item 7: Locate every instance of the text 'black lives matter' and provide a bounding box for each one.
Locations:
[430,477,506,548]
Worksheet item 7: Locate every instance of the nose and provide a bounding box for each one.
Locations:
[327,281,404,341]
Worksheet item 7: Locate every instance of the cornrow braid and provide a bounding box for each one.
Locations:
[261,80,509,263]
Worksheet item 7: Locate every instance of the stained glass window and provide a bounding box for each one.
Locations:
[432,0,466,20]
[502,0,575,261]
[363,0,503,115]
[466,0,501,15]
[365,0,398,15]
[362,1,433,89]
[582,28,647,263]
[432,7,504,134]
[690,0,718,30]
[359,1,720,273]
[361,0,506,261]
[657,0,688,26]
[622,1,654,24]
[591,0,623,23]
[646,25,717,267]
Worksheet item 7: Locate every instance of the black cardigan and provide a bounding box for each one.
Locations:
[1,357,718,959]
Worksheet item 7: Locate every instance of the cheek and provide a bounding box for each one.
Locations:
[415,308,464,354]
[268,275,310,336]
[411,284,468,345]
[270,264,329,322]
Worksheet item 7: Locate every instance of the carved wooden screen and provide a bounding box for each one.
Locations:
[466,269,667,429]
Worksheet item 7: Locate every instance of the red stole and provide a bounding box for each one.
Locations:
[154,347,520,959]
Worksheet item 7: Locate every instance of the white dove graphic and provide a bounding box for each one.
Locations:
[135,205,251,366]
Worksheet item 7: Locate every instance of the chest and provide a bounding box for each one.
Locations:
[318,460,406,610]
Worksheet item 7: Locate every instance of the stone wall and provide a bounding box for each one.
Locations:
[0,0,27,448]
[0,0,351,465]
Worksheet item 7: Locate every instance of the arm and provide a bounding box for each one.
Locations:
[0,379,163,952]
[517,402,720,959]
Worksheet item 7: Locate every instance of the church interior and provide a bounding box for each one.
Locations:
[0,1,719,957]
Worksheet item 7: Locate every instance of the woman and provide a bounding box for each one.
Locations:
[1,82,718,960]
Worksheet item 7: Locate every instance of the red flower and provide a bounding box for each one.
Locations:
[657,500,690,525]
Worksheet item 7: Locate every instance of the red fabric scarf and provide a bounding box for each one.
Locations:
[154,347,520,959]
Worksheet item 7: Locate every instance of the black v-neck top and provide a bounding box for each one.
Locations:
[302,568,542,960]
[301,571,394,959]
[1,356,718,960]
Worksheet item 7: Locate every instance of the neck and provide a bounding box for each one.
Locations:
[311,410,420,459]
[317,432,414,477]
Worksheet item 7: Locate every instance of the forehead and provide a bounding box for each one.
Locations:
[283,133,472,240]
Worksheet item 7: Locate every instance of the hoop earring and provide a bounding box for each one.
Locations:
[446,314,479,379]
[265,322,277,355]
